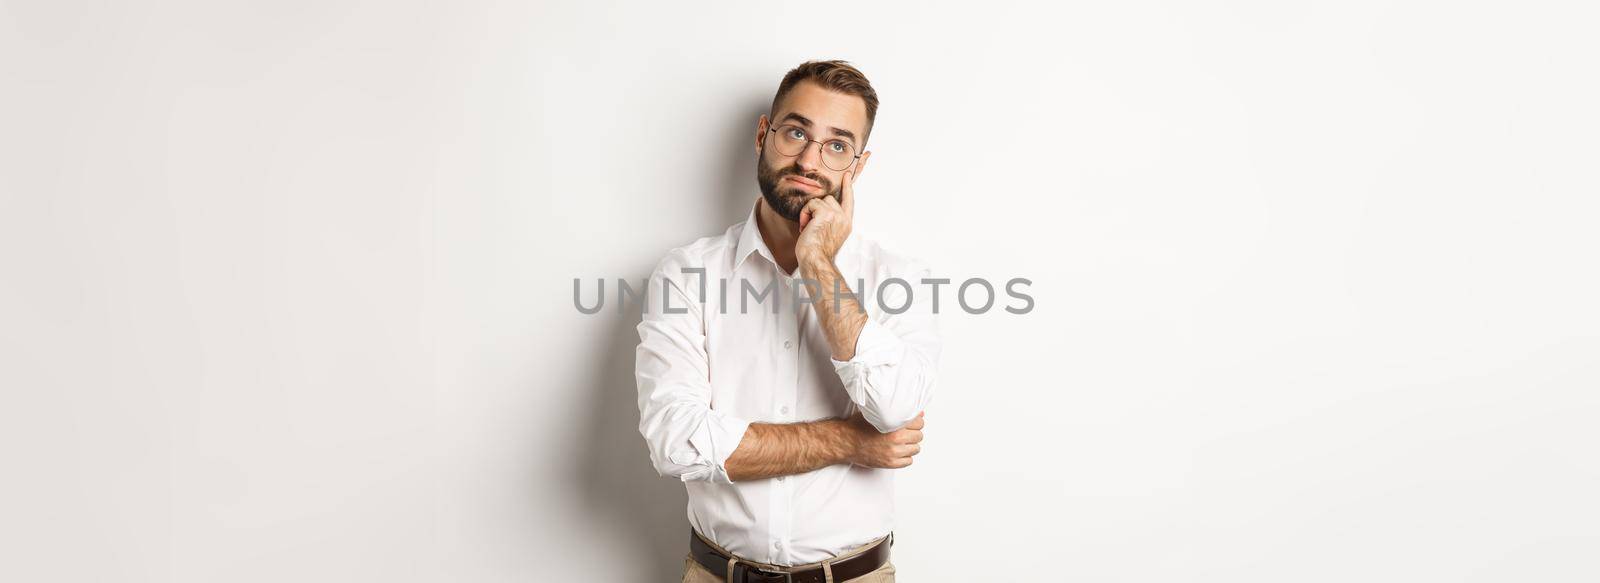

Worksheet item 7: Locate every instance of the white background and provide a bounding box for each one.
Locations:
[2,1,1597,581]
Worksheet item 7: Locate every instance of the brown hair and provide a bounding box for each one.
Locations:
[770,60,880,142]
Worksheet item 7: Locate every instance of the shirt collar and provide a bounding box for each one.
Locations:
[733,201,770,272]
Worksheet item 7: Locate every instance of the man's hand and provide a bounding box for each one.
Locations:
[796,156,866,266]
[846,410,924,469]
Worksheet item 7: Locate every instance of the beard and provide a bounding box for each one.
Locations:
[756,149,838,222]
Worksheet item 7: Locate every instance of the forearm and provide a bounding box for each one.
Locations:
[724,418,856,482]
[801,256,868,361]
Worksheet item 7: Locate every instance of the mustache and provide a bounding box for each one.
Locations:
[777,167,830,189]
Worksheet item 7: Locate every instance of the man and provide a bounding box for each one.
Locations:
[636,60,939,583]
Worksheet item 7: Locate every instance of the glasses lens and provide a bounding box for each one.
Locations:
[772,125,808,157]
[821,140,856,171]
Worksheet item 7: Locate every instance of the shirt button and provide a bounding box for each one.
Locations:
[779,405,790,415]
[773,541,782,551]
[783,340,792,349]
[776,476,785,482]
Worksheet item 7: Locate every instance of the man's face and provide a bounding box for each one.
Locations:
[756,81,871,222]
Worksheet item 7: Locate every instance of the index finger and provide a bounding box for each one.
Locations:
[840,160,857,215]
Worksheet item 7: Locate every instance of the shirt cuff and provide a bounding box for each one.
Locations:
[830,318,906,396]
[831,317,904,367]
[674,408,751,484]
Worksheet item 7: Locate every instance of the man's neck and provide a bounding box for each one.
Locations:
[754,198,801,275]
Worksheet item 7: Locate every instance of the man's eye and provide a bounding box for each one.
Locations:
[786,128,806,140]
[827,142,847,153]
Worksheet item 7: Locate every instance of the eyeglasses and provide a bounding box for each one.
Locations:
[765,123,862,171]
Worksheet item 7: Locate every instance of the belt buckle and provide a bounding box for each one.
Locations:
[736,561,793,583]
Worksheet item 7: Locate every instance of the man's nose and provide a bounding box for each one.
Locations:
[795,140,825,173]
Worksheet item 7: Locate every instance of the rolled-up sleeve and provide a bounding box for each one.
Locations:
[635,251,750,483]
[830,264,942,433]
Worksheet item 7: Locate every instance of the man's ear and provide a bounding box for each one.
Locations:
[855,150,872,178]
[755,114,769,154]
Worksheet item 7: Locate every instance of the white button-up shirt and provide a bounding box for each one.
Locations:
[635,203,941,566]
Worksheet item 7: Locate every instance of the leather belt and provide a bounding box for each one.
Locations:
[689,529,892,583]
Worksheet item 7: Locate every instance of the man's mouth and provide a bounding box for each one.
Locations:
[783,175,822,190]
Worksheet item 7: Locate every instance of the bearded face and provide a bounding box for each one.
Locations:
[756,143,839,222]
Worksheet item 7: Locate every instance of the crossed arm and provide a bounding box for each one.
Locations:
[724,411,925,482]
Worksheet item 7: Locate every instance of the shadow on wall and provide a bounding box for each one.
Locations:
[568,95,768,581]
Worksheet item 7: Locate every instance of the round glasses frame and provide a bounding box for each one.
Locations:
[765,124,863,171]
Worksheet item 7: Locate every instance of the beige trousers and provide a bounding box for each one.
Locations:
[681,533,896,583]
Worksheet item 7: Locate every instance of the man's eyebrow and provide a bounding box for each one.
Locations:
[779,112,813,127]
[779,112,858,145]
